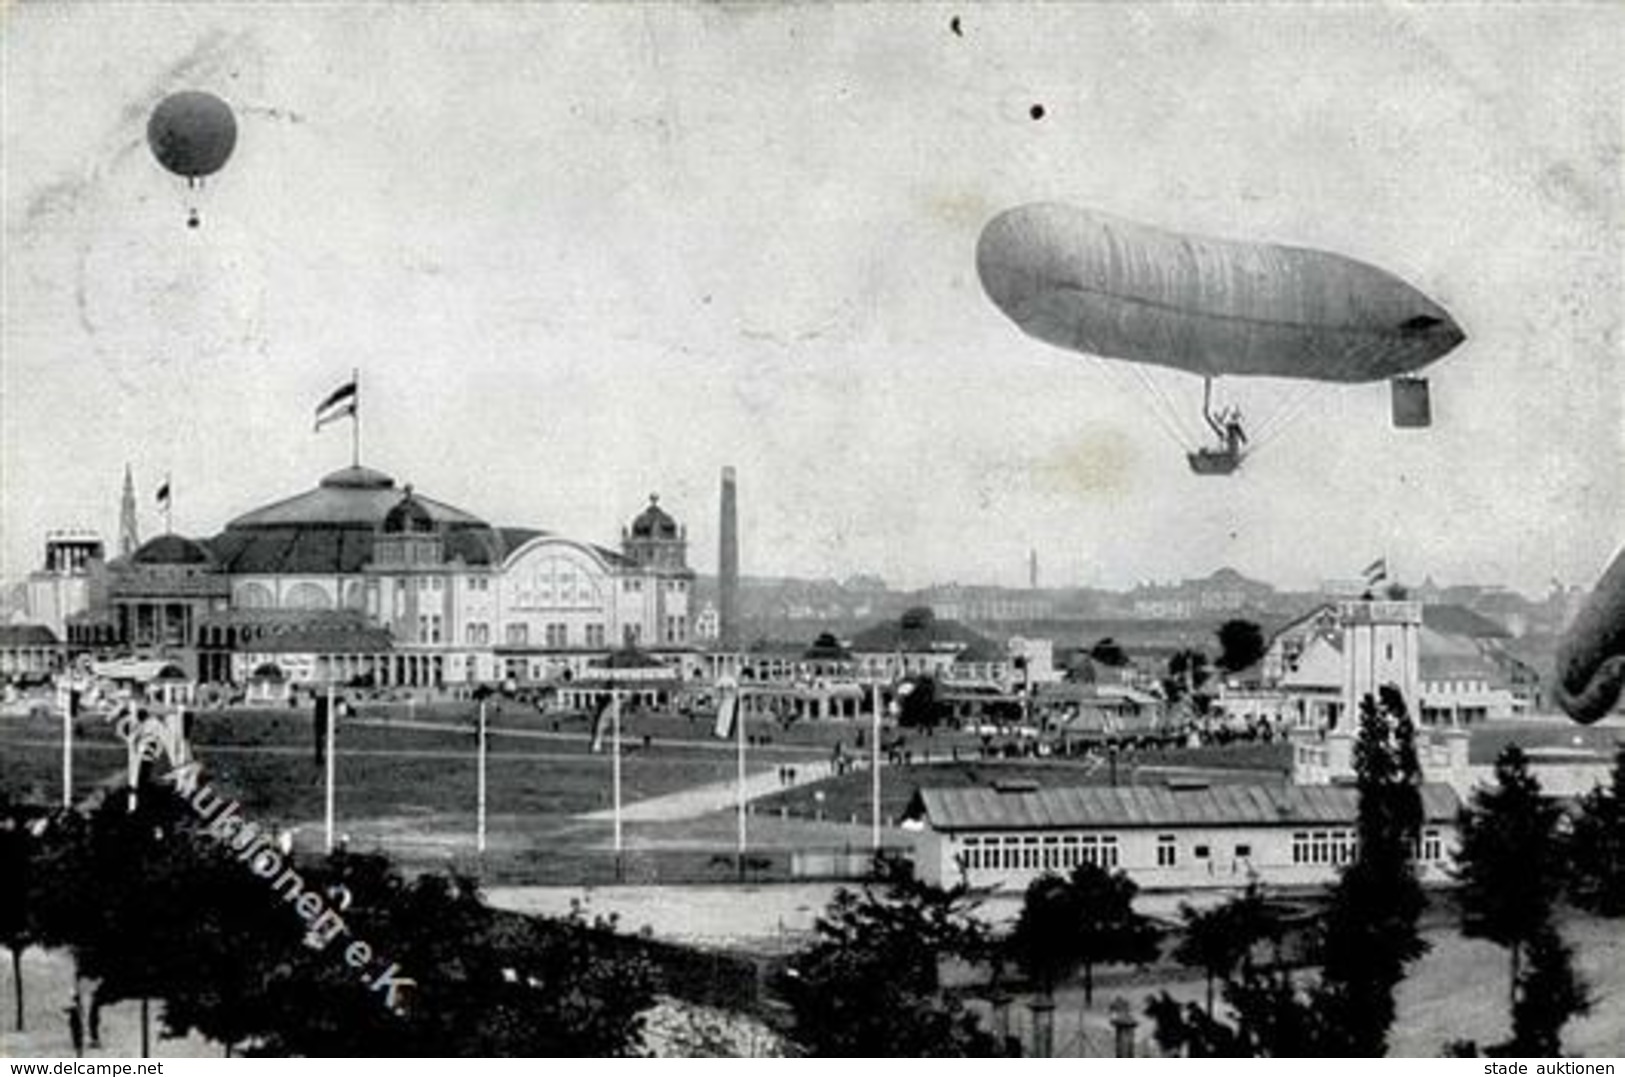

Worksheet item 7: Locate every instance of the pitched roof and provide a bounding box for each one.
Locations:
[235,624,394,654]
[0,624,61,647]
[1423,604,1511,639]
[909,782,1460,831]
[849,607,993,654]
[131,533,213,565]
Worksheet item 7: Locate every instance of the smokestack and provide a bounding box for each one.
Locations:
[719,466,739,648]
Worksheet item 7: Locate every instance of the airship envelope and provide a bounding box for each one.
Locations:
[976,203,1466,382]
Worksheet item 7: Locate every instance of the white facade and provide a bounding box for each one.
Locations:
[908,784,1460,893]
[915,821,1457,892]
[1341,600,1421,719]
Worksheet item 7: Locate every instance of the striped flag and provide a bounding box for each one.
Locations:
[588,695,614,754]
[315,379,358,431]
[1363,558,1388,586]
[712,685,739,740]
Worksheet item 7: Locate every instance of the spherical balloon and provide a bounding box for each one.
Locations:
[147,90,237,180]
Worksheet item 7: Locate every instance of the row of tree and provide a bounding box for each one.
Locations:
[0,785,656,1055]
[1146,714,1624,1057]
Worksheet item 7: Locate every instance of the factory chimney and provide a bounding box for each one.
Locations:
[719,466,739,648]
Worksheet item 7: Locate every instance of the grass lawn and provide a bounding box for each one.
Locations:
[1,708,748,812]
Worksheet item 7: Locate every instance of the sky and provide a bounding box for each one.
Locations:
[3,3,1622,596]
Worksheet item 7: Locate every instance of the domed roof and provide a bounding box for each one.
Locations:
[225,465,483,529]
[318,464,395,490]
[210,465,520,574]
[131,533,213,565]
[382,489,436,534]
[629,495,679,540]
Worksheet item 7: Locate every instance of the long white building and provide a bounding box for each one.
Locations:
[905,781,1461,892]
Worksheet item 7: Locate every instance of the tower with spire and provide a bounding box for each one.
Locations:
[119,464,139,558]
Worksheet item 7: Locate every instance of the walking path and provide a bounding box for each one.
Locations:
[578,758,852,822]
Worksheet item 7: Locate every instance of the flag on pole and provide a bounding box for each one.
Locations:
[588,695,614,754]
[1362,558,1388,586]
[712,685,739,740]
[155,479,171,511]
[315,379,358,431]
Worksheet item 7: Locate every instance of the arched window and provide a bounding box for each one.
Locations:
[285,582,333,610]
[344,581,366,610]
[236,582,275,609]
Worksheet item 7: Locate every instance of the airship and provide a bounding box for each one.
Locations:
[147,90,238,228]
[976,203,1467,474]
[1554,545,1625,725]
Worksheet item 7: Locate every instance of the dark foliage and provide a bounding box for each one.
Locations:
[1149,688,1428,1057]
[894,676,944,732]
[13,776,658,1056]
[1314,686,1429,1055]
[1507,924,1590,1057]
[1455,745,1568,1006]
[1088,638,1130,668]
[1171,883,1274,1017]
[1215,620,1266,674]
[1567,746,1625,917]
[0,796,52,1031]
[783,863,1002,1056]
[1008,861,1160,1007]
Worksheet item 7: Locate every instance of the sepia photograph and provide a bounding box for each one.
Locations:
[2,1,1623,1061]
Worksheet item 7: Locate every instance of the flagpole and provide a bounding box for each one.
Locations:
[612,689,623,881]
[736,683,747,874]
[324,683,336,853]
[164,472,172,534]
[61,689,73,808]
[351,367,361,468]
[871,681,881,851]
[476,697,487,855]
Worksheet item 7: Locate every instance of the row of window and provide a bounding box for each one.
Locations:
[502,623,636,648]
[1290,828,1444,865]
[1292,829,1358,867]
[619,577,689,593]
[954,829,1446,874]
[959,834,1120,872]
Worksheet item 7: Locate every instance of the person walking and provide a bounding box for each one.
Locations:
[65,997,84,1058]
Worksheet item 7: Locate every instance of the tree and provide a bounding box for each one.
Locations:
[1172,884,1273,1017]
[1567,745,1625,917]
[1312,686,1429,1055]
[25,776,661,1058]
[0,797,49,1032]
[1149,687,1428,1057]
[1455,745,1567,1009]
[1507,924,1590,1056]
[784,864,1001,1056]
[1009,861,1159,1009]
[894,676,943,733]
[1163,650,1212,713]
[1089,638,1129,668]
[1215,620,1266,674]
